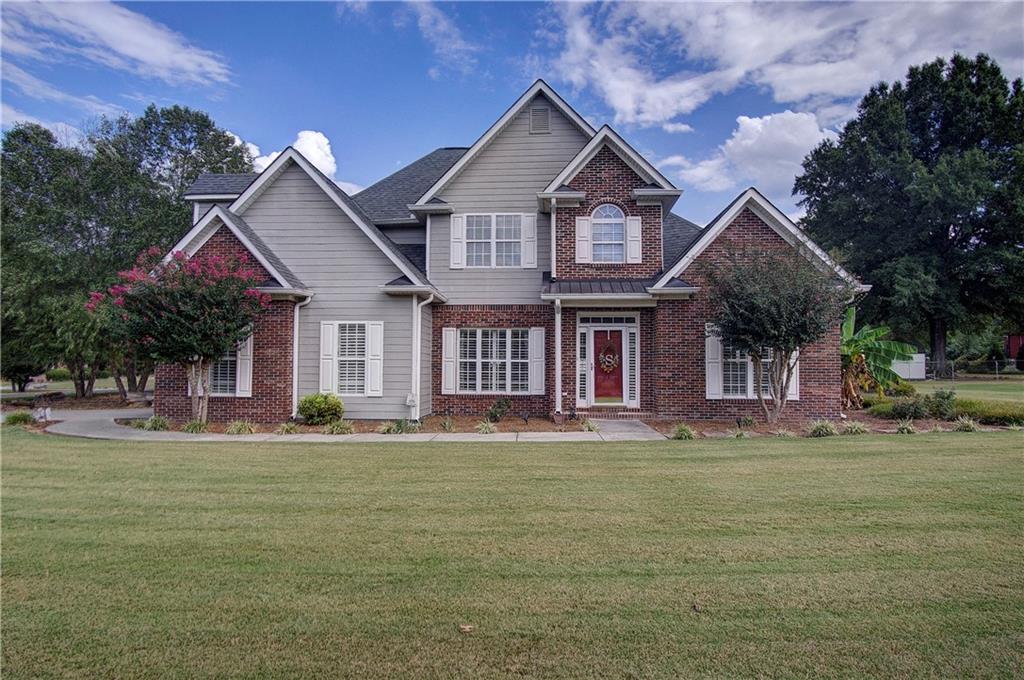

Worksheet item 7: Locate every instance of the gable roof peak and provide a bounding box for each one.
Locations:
[543,124,678,193]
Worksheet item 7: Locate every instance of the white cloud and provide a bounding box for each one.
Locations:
[251,130,363,195]
[1,102,80,141]
[552,2,1024,127]
[676,111,837,195]
[407,2,479,77]
[662,122,694,134]
[3,62,123,117]
[335,1,369,17]
[2,1,230,85]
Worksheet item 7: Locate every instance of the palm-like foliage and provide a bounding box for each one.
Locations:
[841,307,916,409]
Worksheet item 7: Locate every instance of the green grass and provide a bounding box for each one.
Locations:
[0,377,118,395]
[3,429,1023,678]
[916,378,1024,403]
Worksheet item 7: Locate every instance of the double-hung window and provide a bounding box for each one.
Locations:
[712,335,793,400]
[319,321,384,397]
[465,214,522,267]
[210,351,238,395]
[591,204,625,263]
[466,214,493,267]
[336,323,368,396]
[494,214,522,266]
[458,328,531,394]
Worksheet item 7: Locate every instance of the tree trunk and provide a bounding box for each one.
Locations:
[186,359,202,422]
[136,368,151,393]
[85,366,97,398]
[930,317,949,378]
[113,372,128,401]
[199,363,211,423]
[752,351,774,423]
[125,358,139,393]
[70,361,86,398]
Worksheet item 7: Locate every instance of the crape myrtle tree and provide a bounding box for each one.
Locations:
[88,248,269,422]
[703,248,852,423]
[795,53,1024,376]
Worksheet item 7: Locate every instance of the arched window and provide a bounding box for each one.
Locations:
[591,204,625,263]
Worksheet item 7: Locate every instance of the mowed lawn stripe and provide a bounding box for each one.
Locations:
[2,429,1022,678]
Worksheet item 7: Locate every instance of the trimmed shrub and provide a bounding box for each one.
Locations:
[737,415,756,428]
[923,388,957,420]
[225,421,256,435]
[671,423,696,440]
[952,416,979,432]
[144,416,170,431]
[486,398,511,423]
[859,393,888,409]
[807,419,839,437]
[475,420,496,434]
[130,418,148,429]
[297,393,345,425]
[4,410,34,426]
[890,397,928,420]
[182,420,207,434]
[954,399,1024,426]
[45,368,72,382]
[581,419,599,432]
[866,401,894,418]
[323,419,354,435]
[275,422,299,435]
[842,421,869,435]
[885,379,917,397]
[895,418,916,434]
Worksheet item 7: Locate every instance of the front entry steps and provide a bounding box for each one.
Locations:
[575,408,654,421]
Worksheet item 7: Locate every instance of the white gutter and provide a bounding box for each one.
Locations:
[291,295,314,417]
[554,299,562,414]
[410,293,434,420]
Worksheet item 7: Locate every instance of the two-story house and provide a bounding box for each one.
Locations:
[154,80,864,423]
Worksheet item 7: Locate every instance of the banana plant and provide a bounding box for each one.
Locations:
[841,307,916,409]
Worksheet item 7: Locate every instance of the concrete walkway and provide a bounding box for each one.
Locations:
[39,408,666,443]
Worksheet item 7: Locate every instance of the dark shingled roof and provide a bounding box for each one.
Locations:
[661,212,703,268]
[394,244,426,274]
[353,148,468,224]
[217,209,306,289]
[185,173,258,197]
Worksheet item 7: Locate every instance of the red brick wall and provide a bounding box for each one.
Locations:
[153,225,295,423]
[555,145,663,279]
[431,305,555,417]
[652,208,842,421]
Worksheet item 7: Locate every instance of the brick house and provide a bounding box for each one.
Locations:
[155,80,866,423]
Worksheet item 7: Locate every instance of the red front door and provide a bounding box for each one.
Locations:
[593,330,624,403]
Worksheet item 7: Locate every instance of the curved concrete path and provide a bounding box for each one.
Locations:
[40,409,664,443]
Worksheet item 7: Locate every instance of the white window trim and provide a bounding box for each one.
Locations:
[320,321,384,398]
[575,313,640,408]
[721,344,796,401]
[591,204,626,264]
[208,349,238,397]
[457,328,531,395]
[461,213,526,269]
[336,322,369,397]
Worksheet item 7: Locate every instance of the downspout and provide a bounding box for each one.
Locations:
[410,293,435,420]
[554,298,562,415]
[291,295,314,418]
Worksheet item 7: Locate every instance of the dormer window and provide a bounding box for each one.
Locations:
[591,204,625,263]
[529,105,550,134]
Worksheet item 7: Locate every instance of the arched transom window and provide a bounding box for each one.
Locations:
[591,204,625,263]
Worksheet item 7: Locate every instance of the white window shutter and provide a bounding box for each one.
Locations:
[235,333,253,397]
[450,215,466,269]
[575,216,592,263]
[787,350,800,401]
[319,322,336,394]
[521,213,537,268]
[441,327,457,394]
[705,327,723,399]
[366,321,384,397]
[626,216,642,263]
[529,326,545,395]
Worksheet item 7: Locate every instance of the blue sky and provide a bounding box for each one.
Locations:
[2,1,1021,223]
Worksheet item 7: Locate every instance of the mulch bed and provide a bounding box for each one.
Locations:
[642,412,991,437]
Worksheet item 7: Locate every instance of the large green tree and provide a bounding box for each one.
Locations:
[794,53,1024,375]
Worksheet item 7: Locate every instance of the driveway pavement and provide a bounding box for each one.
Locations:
[36,408,666,443]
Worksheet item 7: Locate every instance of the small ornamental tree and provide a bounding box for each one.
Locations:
[88,247,269,422]
[703,248,853,423]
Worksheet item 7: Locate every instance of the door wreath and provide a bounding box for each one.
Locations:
[598,341,620,373]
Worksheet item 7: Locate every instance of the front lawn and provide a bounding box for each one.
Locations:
[3,429,1022,678]
[916,377,1024,404]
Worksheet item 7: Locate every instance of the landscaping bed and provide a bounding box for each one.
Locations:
[1,394,130,411]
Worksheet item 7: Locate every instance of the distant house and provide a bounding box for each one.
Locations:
[154,80,864,423]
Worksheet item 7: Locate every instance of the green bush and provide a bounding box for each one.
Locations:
[182,420,207,434]
[842,421,869,435]
[379,419,418,435]
[4,410,34,426]
[952,416,979,432]
[144,416,170,431]
[297,393,345,425]
[885,379,917,397]
[581,419,599,432]
[866,401,894,418]
[859,393,888,409]
[440,416,455,433]
[671,423,696,440]
[954,399,1024,426]
[45,368,71,381]
[130,418,148,429]
[475,420,496,434]
[737,415,756,428]
[486,398,511,423]
[923,388,957,420]
[890,396,928,420]
[895,418,916,434]
[807,419,838,437]
[225,421,256,435]
[275,422,299,435]
[323,419,354,435]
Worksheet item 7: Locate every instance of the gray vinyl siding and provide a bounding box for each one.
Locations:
[430,93,589,303]
[241,162,424,420]
[192,201,231,223]
[379,225,425,245]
